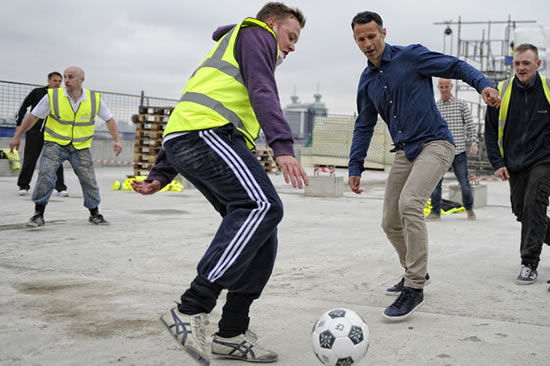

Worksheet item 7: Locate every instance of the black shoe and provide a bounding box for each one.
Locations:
[515,265,537,285]
[89,213,110,225]
[26,214,45,228]
[383,287,424,321]
[385,273,430,296]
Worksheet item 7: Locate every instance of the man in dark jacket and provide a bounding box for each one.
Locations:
[131,3,308,364]
[485,43,550,286]
[15,72,68,196]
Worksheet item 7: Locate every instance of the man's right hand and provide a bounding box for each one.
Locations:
[131,179,161,195]
[348,175,363,194]
[495,167,510,181]
[9,135,21,153]
[275,155,309,189]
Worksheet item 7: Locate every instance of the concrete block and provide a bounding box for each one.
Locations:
[304,176,344,198]
[448,183,487,208]
[0,159,18,176]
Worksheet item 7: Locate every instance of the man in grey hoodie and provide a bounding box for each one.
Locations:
[132,2,307,364]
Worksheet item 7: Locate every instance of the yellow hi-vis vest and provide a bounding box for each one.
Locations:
[497,74,550,157]
[163,18,279,149]
[44,88,100,150]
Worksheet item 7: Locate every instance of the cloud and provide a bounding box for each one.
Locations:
[1,0,549,114]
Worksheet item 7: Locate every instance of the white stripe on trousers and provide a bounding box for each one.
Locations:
[199,130,271,282]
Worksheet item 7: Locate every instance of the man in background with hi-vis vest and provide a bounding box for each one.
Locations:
[10,66,122,227]
[132,2,308,364]
[485,43,550,287]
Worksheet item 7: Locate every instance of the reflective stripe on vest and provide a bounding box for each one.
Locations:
[497,75,550,157]
[44,88,100,149]
[164,18,279,149]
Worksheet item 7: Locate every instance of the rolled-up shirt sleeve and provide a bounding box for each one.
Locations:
[348,87,378,176]
[98,100,113,121]
[30,94,51,119]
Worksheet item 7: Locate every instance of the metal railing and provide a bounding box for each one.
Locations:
[0,79,179,126]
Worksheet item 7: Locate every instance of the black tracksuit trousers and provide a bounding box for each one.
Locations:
[509,159,550,268]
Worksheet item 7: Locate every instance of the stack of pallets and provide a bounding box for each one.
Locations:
[255,149,278,173]
[133,106,173,176]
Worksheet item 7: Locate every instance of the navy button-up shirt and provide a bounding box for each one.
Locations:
[348,43,494,176]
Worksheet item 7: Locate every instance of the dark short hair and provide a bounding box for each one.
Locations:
[48,71,62,79]
[514,43,539,59]
[351,11,383,32]
[257,2,306,28]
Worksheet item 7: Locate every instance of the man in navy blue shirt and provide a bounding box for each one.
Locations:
[348,11,500,321]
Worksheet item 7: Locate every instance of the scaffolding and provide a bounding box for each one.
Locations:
[433,16,537,174]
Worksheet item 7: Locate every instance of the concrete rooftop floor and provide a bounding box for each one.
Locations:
[0,166,549,366]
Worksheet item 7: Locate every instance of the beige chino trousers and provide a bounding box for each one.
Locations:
[382,140,455,289]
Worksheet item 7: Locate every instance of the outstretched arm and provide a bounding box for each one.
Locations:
[105,118,122,156]
[10,114,40,152]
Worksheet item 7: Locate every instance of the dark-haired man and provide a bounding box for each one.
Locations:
[132,2,308,364]
[485,43,550,286]
[348,11,500,321]
[15,72,68,196]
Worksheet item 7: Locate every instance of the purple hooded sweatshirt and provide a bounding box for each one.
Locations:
[146,23,295,187]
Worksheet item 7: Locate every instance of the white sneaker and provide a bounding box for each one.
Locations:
[57,190,69,197]
[160,308,210,365]
[211,330,278,362]
[18,189,29,196]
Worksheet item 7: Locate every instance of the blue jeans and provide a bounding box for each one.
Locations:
[33,142,100,209]
[430,151,473,213]
[163,124,283,303]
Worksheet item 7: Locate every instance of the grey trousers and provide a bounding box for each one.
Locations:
[382,140,455,289]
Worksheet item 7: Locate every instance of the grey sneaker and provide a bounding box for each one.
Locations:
[160,308,210,366]
[425,213,441,221]
[211,330,278,363]
[386,273,431,296]
[89,213,110,225]
[57,190,69,197]
[467,210,477,220]
[26,214,45,228]
[516,265,537,285]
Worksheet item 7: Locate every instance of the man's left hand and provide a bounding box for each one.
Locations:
[469,143,479,155]
[482,87,501,108]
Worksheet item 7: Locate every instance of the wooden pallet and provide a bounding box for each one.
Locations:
[255,149,278,173]
[134,168,151,176]
[138,106,174,115]
[133,106,173,176]
[135,161,154,171]
[135,121,166,131]
[134,145,161,155]
[135,152,158,164]
[138,114,170,123]
[136,129,164,140]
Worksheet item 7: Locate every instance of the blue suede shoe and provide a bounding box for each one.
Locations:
[383,287,424,321]
[385,273,430,296]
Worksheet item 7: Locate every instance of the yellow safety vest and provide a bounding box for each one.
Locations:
[497,74,550,157]
[0,148,21,171]
[44,88,100,150]
[164,18,279,149]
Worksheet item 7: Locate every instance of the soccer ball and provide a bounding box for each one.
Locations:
[311,308,370,365]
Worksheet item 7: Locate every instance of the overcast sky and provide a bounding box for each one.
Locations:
[1,0,548,114]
